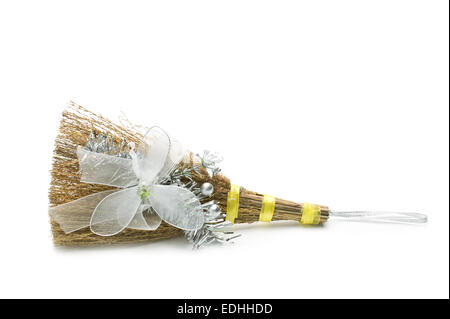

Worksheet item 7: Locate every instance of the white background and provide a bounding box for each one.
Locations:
[0,1,448,299]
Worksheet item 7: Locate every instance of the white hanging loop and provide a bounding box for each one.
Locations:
[329,211,427,224]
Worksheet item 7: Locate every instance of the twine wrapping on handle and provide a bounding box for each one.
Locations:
[259,195,276,222]
[300,203,322,225]
[225,184,241,223]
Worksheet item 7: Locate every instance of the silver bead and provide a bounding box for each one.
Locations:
[200,182,214,197]
[208,204,221,217]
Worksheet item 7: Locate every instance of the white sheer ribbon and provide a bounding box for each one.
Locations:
[49,127,205,236]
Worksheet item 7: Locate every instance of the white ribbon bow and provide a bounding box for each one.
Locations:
[49,127,205,236]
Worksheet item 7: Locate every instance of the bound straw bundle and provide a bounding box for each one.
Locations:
[49,102,329,246]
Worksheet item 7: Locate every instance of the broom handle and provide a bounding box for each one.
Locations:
[228,189,426,225]
[231,190,329,224]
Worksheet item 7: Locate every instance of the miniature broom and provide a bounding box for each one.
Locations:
[49,102,427,247]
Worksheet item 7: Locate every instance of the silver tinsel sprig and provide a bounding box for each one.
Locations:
[184,200,241,249]
[197,150,222,177]
[166,171,241,248]
[183,182,240,249]
[85,131,132,158]
[163,162,202,186]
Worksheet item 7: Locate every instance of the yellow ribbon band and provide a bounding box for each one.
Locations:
[259,195,276,222]
[226,184,240,223]
[300,203,321,225]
